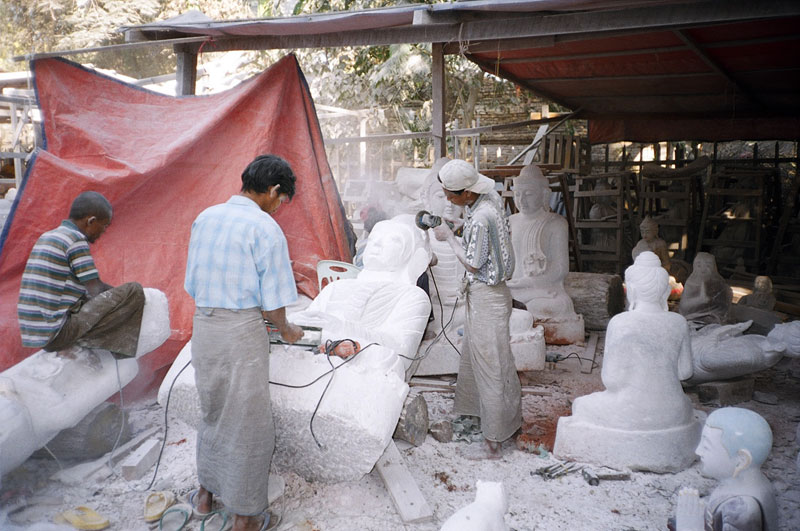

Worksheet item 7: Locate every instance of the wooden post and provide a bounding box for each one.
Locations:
[175,45,198,96]
[604,143,609,172]
[431,43,446,159]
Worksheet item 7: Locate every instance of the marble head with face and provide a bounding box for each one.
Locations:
[696,407,772,480]
[513,164,550,216]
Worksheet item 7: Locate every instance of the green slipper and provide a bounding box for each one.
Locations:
[158,503,191,531]
[200,509,232,531]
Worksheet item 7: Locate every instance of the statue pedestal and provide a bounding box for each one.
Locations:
[553,410,705,473]
[537,314,585,345]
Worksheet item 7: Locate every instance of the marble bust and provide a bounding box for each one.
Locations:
[675,407,778,531]
[507,164,584,344]
[554,252,703,472]
[739,276,777,311]
[679,252,732,324]
[632,216,670,269]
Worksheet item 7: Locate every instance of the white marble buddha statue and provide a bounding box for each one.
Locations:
[293,216,432,376]
[679,252,732,324]
[632,216,670,269]
[554,251,702,472]
[507,164,584,344]
[675,407,778,531]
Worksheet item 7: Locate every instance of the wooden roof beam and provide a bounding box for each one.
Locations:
[674,29,759,107]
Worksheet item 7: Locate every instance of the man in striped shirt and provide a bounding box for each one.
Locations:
[17,191,145,358]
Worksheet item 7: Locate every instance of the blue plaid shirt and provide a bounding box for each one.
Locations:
[185,195,297,312]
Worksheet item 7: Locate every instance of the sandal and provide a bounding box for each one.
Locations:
[158,504,192,531]
[144,491,176,523]
[200,509,232,531]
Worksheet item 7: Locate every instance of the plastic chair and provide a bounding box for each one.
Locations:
[317,260,361,290]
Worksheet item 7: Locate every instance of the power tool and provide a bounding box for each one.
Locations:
[264,320,322,348]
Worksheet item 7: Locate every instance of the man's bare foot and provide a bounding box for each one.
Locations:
[233,512,274,531]
[487,440,502,454]
[195,486,213,514]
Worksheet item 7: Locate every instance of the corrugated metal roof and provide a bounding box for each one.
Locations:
[116,0,800,141]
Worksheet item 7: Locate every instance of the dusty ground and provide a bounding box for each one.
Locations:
[2,338,799,531]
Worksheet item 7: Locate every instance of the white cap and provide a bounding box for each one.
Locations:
[438,159,495,195]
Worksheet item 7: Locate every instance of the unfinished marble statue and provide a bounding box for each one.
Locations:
[554,252,703,472]
[294,215,432,373]
[675,407,778,531]
[688,320,800,383]
[441,480,509,531]
[414,159,546,376]
[739,276,777,311]
[632,216,670,269]
[507,164,584,344]
[159,218,431,482]
[0,288,170,477]
[419,157,464,336]
[679,252,732,324]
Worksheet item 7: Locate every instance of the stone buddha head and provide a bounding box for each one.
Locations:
[639,216,660,242]
[360,216,431,285]
[692,252,719,276]
[696,407,772,480]
[753,275,773,295]
[513,164,550,216]
[624,251,670,311]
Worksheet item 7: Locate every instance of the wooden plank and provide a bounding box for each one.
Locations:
[374,440,433,524]
[581,332,600,374]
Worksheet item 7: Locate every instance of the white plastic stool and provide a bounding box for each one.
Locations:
[316,260,361,290]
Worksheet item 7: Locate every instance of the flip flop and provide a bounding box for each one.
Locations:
[259,510,281,531]
[144,491,176,523]
[159,504,192,531]
[200,509,232,531]
[54,506,110,530]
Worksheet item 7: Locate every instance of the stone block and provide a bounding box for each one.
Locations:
[160,340,410,483]
[393,394,429,446]
[693,378,754,406]
[120,438,161,481]
[414,324,545,376]
[429,420,453,443]
[42,402,130,460]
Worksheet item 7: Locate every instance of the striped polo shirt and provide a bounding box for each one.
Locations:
[18,220,99,347]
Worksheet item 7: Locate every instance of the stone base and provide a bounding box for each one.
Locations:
[413,325,545,376]
[691,378,755,406]
[538,314,585,345]
[553,410,705,473]
[159,341,409,483]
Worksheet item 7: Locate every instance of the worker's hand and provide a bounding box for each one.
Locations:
[432,223,452,242]
[444,216,464,232]
[279,323,304,344]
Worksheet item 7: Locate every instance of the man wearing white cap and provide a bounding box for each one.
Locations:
[433,159,522,457]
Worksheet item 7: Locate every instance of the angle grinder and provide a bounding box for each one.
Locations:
[264,320,322,348]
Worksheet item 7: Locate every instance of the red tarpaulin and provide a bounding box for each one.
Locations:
[0,55,352,375]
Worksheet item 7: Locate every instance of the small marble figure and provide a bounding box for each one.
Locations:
[675,407,778,531]
[440,480,509,531]
[554,252,702,472]
[507,164,584,344]
[632,216,670,269]
[679,252,733,324]
[738,276,777,311]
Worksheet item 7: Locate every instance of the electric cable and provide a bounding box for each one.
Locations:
[269,340,376,449]
[427,268,462,356]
